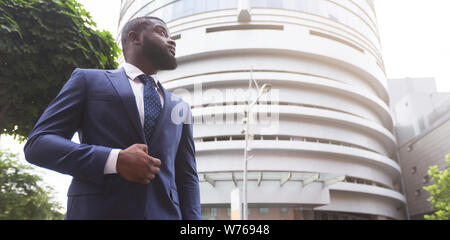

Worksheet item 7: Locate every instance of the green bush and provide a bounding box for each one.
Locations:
[0,149,64,220]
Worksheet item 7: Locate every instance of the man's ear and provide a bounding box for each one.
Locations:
[128,31,141,46]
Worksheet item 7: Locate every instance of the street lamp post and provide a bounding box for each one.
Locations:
[242,67,271,220]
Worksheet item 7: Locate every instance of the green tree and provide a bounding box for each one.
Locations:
[423,153,450,220]
[0,0,120,140]
[0,149,64,219]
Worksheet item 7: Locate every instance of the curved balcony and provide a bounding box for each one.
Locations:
[192,104,395,155]
[164,70,393,131]
[195,139,401,184]
[198,171,406,219]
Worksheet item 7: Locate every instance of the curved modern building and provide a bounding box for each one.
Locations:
[118,0,407,220]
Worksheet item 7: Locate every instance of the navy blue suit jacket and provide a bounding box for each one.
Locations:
[23,68,201,220]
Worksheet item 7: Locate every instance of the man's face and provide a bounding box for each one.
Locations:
[141,20,177,70]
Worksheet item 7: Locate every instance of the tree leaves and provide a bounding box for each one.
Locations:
[423,154,450,220]
[0,0,120,140]
[0,150,64,219]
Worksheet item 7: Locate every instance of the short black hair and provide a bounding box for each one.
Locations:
[121,16,166,55]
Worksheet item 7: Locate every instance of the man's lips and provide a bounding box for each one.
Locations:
[168,46,176,56]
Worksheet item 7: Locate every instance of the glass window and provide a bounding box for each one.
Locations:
[414,189,421,197]
[206,0,219,11]
[259,208,269,214]
[194,0,206,14]
[295,0,307,12]
[162,4,174,21]
[172,1,184,19]
[247,0,379,50]
[183,0,195,16]
[201,207,208,219]
[283,0,295,9]
[307,0,319,15]
[168,0,237,21]
[269,0,283,8]
[211,207,217,217]
[119,0,379,52]
[250,0,267,8]
[220,0,238,9]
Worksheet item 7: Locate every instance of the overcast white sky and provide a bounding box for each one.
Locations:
[1,0,449,210]
[375,0,450,92]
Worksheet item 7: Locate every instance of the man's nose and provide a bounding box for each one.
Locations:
[168,38,176,48]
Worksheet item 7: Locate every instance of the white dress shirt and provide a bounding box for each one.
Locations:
[103,62,164,174]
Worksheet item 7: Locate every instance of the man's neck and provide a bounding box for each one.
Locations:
[126,56,158,76]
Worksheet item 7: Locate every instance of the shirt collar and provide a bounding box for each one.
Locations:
[122,62,159,84]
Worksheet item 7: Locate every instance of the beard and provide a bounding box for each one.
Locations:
[142,35,177,70]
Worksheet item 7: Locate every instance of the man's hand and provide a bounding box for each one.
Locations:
[116,144,161,184]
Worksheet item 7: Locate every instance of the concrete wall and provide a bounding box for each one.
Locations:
[398,119,450,219]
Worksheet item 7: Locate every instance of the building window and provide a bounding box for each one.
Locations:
[259,208,269,215]
[407,145,413,152]
[414,189,421,197]
[210,208,217,217]
[423,175,430,184]
[328,14,338,21]
[280,207,287,213]
[170,0,238,21]
[201,207,208,219]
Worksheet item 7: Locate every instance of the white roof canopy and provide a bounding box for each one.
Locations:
[199,171,345,188]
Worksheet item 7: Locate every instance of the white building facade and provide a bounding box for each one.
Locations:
[119,0,407,220]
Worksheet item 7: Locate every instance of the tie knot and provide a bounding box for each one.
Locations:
[138,74,155,87]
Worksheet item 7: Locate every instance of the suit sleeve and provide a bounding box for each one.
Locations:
[23,68,112,185]
[175,105,201,220]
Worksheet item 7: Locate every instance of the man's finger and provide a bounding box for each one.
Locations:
[147,173,155,180]
[135,144,148,154]
[150,166,160,175]
[141,178,150,185]
[150,157,161,167]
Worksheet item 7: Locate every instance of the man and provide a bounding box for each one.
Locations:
[23,16,201,220]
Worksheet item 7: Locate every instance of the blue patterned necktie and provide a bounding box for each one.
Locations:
[138,74,162,143]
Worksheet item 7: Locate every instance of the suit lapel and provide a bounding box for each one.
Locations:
[105,68,146,144]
